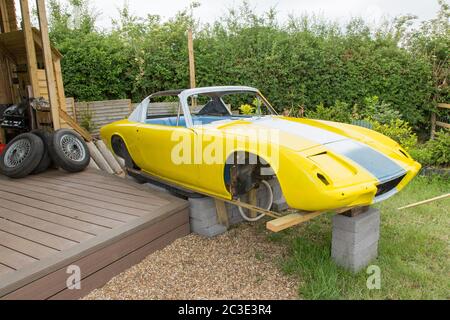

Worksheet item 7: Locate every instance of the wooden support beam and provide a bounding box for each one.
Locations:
[266,207,352,232]
[36,0,60,130]
[58,108,92,141]
[214,199,229,228]
[0,41,17,64]
[266,211,324,232]
[32,28,62,60]
[0,0,10,33]
[53,58,66,111]
[19,0,39,98]
[436,121,450,129]
[86,142,113,174]
[95,140,124,176]
[187,28,196,89]
[397,193,449,210]
[248,188,257,218]
[431,112,436,139]
[437,103,450,109]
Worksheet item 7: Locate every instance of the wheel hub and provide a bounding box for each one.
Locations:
[60,134,86,162]
[4,138,31,168]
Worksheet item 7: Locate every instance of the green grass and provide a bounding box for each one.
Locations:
[261,175,450,299]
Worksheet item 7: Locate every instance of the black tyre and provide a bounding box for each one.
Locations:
[30,129,52,174]
[49,129,90,172]
[0,133,44,178]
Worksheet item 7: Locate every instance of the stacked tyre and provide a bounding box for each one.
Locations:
[0,129,90,179]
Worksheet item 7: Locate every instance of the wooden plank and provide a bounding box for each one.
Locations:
[188,28,196,89]
[20,0,39,97]
[36,0,60,129]
[28,174,167,207]
[397,193,449,210]
[76,169,187,204]
[214,199,229,228]
[0,183,132,225]
[19,0,39,98]
[266,211,324,232]
[44,171,155,197]
[0,188,121,229]
[59,108,92,141]
[0,197,188,297]
[31,28,62,59]
[248,188,257,218]
[50,223,190,300]
[52,170,148,193]
[0,263,14,277]
[4,209,188,300]
[0,230,58,259]
[0,207,92,243]
[0,0,10,32]
[0,218,76,251]
[266,207,352,232]
[86,141,114,173]
[5,0,16,31]
[0,197,106,236]
[53,58,67,112]
[95,140,124,175]
[437,103,450,109]
[431,112,436,139]
[0,245,36,270]
[16,177,151,217]
[436,121,450,129]
[0,41,17,63]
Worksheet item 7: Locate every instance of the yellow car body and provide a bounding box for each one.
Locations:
[100,86,421,212]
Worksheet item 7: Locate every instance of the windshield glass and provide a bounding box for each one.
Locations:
[188,91,275,118]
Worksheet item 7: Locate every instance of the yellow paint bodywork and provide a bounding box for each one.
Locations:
[100,116,421,211]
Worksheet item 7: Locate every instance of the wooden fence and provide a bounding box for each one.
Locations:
[64,98,225,136]
[65,98,138,136]
[431,103,450,139]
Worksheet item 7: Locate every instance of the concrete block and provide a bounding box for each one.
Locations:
[268,178,288,212]
[332,227,379,253]
[332,207,380,233]
[190,223,227,237]
[190,215,219,229]
[332,242,378,272]
[331,207,380,272]
[188,197,217,220]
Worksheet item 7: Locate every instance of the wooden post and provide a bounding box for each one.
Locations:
[53,58,66,112]
[19,0,39,98]
[431,112,436,139]
[248,188,258,218]
[36,0,60,130]
[214,199,229,228]
[0,0,10,33]
[187,28,196,89]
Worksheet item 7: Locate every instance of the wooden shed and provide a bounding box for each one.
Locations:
[0,0,90,143]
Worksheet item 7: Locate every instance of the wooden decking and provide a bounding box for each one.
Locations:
[0,169,189,299]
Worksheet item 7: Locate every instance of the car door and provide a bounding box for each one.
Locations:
[136,123,199,188]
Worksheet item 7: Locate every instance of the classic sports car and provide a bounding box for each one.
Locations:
[101,86,421,213]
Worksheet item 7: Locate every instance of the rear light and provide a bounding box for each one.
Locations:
[0,144,5,155]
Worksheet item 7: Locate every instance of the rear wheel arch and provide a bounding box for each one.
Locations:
[223,150,277,198]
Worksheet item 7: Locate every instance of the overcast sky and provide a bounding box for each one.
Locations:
[80,0,442,28]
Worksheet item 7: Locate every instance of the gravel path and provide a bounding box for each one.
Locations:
[84,223,298,300]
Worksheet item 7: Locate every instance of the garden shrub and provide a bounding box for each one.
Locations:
[370,119,418,151]
[306,101,352,123]
[410,130,450,167]
[46,0,444,130]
